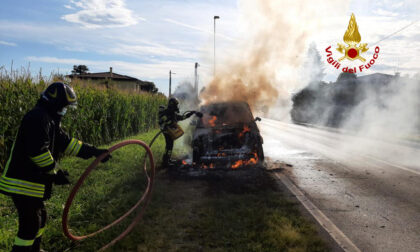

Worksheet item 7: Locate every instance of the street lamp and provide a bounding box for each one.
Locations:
[213,15,219,78]
[169,70,176,97]
[194,62,200,99]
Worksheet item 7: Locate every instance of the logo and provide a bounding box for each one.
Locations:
[337,13,368,62]
[48,88,57,98]
[325,13,380,73]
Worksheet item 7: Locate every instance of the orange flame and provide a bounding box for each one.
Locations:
[231,160,243,169]
[238,125,251,138]
[208,116,217,127]
[231,152,259,169]
[247,152,258,165]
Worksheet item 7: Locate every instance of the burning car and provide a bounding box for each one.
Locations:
[192,101,264,169]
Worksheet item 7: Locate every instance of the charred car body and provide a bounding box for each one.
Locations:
[192,101,264,169]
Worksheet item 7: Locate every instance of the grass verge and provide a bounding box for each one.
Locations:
[0,129,328,252]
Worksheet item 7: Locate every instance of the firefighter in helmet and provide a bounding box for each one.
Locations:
[159,97,198,168]
[0,82,111,252]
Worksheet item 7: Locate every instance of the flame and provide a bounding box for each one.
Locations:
[247,152,258,165]
[238,125,251,138]
[231,152,259,169]
[209,116,217,127]
[231,160,243,169]
[343,13,361,45]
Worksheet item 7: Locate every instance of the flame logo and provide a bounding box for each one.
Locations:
[336,13,368,62]
[343,13,361,46]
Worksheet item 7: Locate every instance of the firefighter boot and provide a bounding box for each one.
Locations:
[162,154,169,168]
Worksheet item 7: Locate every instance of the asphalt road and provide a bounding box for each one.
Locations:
[259,118,420,252]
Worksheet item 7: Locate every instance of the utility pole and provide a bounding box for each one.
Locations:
[194,62,200,99]
[214,15,219,78]
[169,70,175,97]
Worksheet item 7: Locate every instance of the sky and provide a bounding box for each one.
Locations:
[0,0,419,95]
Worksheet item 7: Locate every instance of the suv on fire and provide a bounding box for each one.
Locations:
[192,101,264,169]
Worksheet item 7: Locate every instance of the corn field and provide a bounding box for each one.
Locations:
[0,68,167,170]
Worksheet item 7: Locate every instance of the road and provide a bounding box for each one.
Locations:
[259,118,420,252]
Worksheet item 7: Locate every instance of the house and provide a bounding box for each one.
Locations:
[67,67,158,93]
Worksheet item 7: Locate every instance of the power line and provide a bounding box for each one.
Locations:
[371,19,419,45]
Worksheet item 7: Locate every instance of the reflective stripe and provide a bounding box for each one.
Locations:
[68,141,77,155]
[0,175,45,198]
[31,152,50,162]
[36,227,45,238]
[30,151,54,168]
[0,176,44,190]
[64,138,77,155]
[1,134,46,199]
[34,155,50,164]
[73,140,82,155]
[65,138,82,156]
[0,175,44,188]
[37,158,54,167]
[0,183,44,198]
[14,237,35,246]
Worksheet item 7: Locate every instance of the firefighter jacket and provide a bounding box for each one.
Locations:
[0,103,97,200]
[158,106,188,130]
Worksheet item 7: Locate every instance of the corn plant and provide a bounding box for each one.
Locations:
[0,69,166,169]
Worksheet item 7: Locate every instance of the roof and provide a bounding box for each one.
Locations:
[67,71,140,81]
[357,73,395,82]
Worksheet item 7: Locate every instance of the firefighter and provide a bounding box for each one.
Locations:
[159,97,196,168]
[0,82,111,252]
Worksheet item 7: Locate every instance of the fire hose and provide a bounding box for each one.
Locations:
[62,131,162,251]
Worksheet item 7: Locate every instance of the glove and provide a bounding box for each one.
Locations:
[185,111,195,118]
[195,112,203,118]
[93,148,112,163]
[54,169,70,185]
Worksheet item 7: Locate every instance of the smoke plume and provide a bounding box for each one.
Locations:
[200,0,347,116]
[339,75,420,167]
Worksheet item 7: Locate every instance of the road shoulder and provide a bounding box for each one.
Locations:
[267,159,354,252]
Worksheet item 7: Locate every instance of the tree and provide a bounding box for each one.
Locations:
[71,65,89,75]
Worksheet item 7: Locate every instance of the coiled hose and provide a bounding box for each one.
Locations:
[62,131,162,251]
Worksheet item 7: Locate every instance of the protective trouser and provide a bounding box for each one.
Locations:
[11,195,46,252]
[162,133,174,168]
